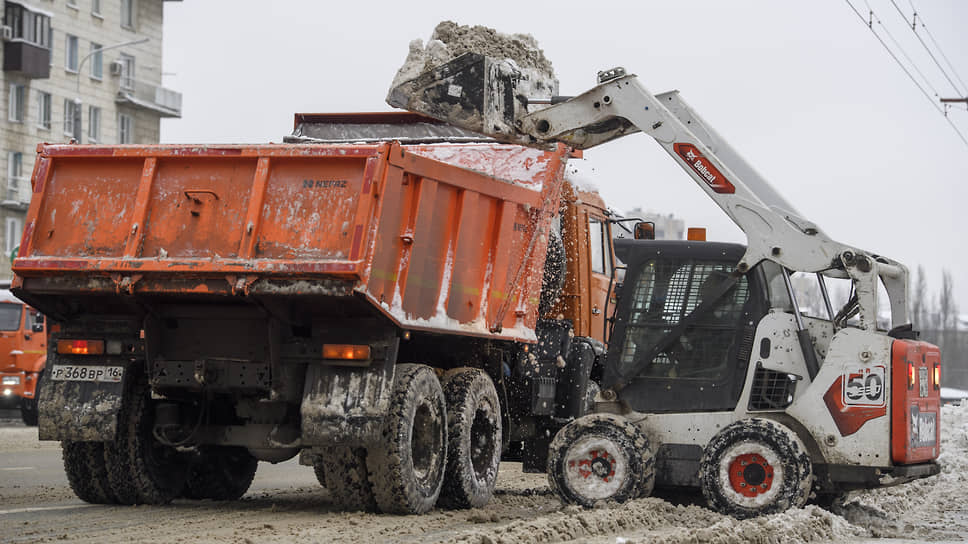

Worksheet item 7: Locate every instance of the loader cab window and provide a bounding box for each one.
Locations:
[588,217,611,276]
[0,303,23,331]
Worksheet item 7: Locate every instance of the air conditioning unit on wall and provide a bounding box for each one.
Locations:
[109,61,124,76]
[2,26,13,41]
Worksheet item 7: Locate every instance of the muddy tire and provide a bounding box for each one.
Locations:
[438,368,502,509]
[62,441,116,504]
[369,363,447,515]
[183,446,258,501]
[108,366,188,505]
[317,447,377,511]
[583,381,600,415]
[699,418,813,519]
[547,413,654,507]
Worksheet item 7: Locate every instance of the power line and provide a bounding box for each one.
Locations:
[871,1,942,98]
[889,0,965,96]
[907,0,968,96]
[844,0,968,148]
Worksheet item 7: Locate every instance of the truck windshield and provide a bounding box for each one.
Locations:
[0,304,22,331]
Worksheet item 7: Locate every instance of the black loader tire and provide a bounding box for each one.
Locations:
[183,446,258,501]
[20,371,42,426]
[369,363,447,515]
[438,368,502,509]
[112,365,189,504]
[317,447,377,511]
[62,441,117,504]
[539,227,566,315]
[699,418,813,519]
[547,413,654,507]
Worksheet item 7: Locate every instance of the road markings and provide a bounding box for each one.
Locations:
[0,466,34,471]
[0,504,96,515]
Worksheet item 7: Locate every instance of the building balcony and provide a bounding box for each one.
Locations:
[2,41,50,79]
[1,177,32,211]
[115,79,182,118]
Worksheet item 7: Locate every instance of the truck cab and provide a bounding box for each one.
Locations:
[0,289,47,425]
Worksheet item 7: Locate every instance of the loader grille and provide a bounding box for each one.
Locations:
[748,364,797,410]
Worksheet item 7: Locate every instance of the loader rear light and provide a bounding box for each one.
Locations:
[323,344,371,361]
[687,227,706,241]
[933,363,941,390]
[908,362,916,390]
[57,339,105,355]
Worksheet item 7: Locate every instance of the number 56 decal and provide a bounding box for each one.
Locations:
[842,365,886,407]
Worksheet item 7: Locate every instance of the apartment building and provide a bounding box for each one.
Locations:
[0,0,181,278]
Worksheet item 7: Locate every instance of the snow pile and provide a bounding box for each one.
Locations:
[563,158,602,194]
[409,143,553,191]
[389,21,558,97]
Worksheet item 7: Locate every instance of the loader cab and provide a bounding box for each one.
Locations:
[603,239,769,412]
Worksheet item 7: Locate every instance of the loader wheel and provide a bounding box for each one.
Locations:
[438,368,502,509]
[62,441,117,504]
[183,446,258,501]
[317,447,377,511]
[369,363,447,514]
[109,366,188,505]
[547,413,654,507]
[699,418,813,519]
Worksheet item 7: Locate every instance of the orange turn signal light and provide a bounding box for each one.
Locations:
[57,339,105,355]
[908,362,916,390]
[687,227,707,241]
[323,344,371,361]
[933,363,941,390]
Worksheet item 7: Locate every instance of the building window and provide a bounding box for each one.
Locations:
[118,113,133,143]
[3,3,52,48]
[119,53,135,90]
[64,99,79,138]
[65,34,79,72]
[90,43,103,79]
[88,106,101,143]
[36,91,51,130]
[6,151,24,203]
[6,217,23,255]
[92,0,102,16]
[8,84,25,123]
[121,0,136,29]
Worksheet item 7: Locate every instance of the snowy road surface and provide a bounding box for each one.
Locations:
[0,405,965,543]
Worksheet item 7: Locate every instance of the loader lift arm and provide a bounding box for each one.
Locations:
[389,57,911,332]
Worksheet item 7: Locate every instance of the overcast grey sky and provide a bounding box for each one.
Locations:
[160,0,968,314]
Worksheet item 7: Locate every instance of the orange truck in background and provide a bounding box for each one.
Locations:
[13,112,625,513]
[0,287,47,425]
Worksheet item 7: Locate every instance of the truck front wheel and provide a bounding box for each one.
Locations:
[698,418,813,518]
[370,363,447,515]
[547,413,654,507]
[183,446,258,501]
[438,368,502,509]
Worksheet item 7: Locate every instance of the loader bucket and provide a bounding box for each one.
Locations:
[387,52,536,146]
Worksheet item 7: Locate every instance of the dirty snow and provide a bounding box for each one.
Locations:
[409,143,552,192]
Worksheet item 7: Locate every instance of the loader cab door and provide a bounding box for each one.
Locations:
[604,240,767,413]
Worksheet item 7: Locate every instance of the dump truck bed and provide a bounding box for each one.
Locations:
[14,139,569,342]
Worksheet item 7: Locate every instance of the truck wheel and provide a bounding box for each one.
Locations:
[317,447,377,511]
[62,441,117,504]
[438,368,502,509]
[19,371,42,426]
[183,447,258,500]
[370,363,447,514]
[111,368,189,504]
[547,413,653,507]
[699,418,813,519]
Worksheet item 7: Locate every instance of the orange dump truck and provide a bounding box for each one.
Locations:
[0,288,48,425]
[13,112,620,513]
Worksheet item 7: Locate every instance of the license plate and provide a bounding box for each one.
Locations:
[2,376,20,385]
[49,364,124,383]
[917,412,937,446]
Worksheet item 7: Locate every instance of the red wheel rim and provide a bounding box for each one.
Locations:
[567,449,617,483]
[727,452,774,497]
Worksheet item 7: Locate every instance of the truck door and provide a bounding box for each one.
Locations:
[586,215,612,343]
[604,241,767,412]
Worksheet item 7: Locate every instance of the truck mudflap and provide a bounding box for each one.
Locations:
[300,336,399,447]
[37,361,135,442]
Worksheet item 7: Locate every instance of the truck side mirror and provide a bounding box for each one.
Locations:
[31,313,44,333]
[634,221,655,240]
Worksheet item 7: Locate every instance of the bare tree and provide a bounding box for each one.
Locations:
[912,265,927,329]
[939,269,958,347]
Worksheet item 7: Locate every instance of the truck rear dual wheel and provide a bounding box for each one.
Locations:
[698,418,813,519]
[438,368,502,509]
[369,363,447,515]
[62,441,117,504]
[547,413,654,507]
[183,446,258,501]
